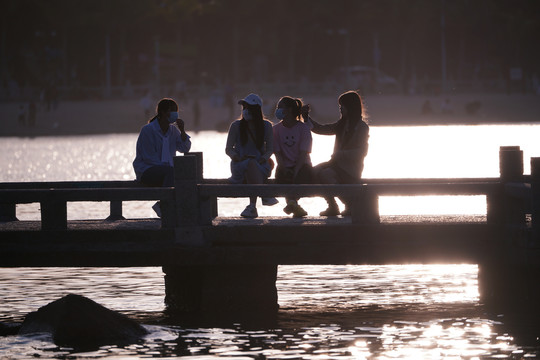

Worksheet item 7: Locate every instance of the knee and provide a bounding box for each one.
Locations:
[318,168,337,184]
[162,166,174,187]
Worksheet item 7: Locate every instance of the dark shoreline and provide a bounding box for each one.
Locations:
[1,118,539,138]
[2,94,540,137]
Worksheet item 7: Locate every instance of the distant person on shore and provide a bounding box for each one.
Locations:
[303,90,369,216]
[133,98,191,217]
[225,93,277,218]
[273,96,313,218]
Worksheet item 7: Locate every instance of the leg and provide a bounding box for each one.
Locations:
[140,165,174,218]
[245,159,263,204]
[140,165,174,187]
[316,166,340,216]
[240,159,264,218]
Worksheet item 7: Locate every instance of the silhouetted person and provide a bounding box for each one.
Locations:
[303,90,369,216]
[133,98,191,218]
[273,96,313,218]
[225,93,277,218]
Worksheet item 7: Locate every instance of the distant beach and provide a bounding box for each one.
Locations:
[1,93,539,137]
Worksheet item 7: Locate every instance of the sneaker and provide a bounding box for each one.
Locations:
[292,204,308,218]
[152,201,162,218]
[283,201,295,215]
[319,203,340,217]
[283,201,307,218]
[341,207,351,216]
[241,204,258,218]
[262,197,279,206]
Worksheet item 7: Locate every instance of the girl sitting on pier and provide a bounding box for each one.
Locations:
[273,96,313,218]
[133,98,192,217]
[303,90,369,216]
[225,93,276,218]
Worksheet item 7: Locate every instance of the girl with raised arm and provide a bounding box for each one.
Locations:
[303,90,369,216]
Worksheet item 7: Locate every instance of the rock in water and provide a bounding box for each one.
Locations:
[19,294,147,348]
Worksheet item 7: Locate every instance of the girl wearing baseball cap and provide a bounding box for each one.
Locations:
[225,93,277,218]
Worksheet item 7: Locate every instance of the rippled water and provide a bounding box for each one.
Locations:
[2,127,540,359]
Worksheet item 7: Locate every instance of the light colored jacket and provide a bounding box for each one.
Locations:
[133,119,191,180]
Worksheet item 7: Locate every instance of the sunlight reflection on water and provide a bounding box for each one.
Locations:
[4,125,540,219]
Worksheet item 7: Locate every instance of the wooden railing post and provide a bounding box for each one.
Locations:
[479,146,530,306]
[488,146,524,226]
[0,203,17,222]
[499,146,524,182]
[500,146,525,228]
[41,196,67,230]
[530,157,540,243]
[174,155,199,227]
[187,152,215,223]
[106,201,125,221]
[187,152,203,182]
[351,186,380,224]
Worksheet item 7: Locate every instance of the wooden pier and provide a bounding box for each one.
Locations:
[1,147,539,322]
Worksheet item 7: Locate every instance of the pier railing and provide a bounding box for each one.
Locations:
[0,147,534,233]
[2,147,540,315]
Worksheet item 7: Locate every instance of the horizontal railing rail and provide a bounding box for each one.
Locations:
[199,182,501,198]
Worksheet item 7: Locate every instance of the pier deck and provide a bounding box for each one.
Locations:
[0,215,494,267]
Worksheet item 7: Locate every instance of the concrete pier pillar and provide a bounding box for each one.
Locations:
[165,154,278,324]
[480,147,540,310]
[163,264,278,325]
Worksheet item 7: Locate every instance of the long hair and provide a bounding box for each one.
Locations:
[239,103,265,149]
[338,91,365,124]
[278,96,303,121]
[148,98,178,123]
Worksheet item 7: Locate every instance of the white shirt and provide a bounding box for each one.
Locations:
[133,119,191,180]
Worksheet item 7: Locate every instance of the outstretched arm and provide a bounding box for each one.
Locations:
[301,104,338,135]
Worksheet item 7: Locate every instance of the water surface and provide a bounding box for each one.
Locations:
[1,126,540,359]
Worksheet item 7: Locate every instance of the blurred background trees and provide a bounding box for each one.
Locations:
[1,0,539,99]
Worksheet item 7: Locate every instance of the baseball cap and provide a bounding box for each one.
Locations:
[238,93,263,107]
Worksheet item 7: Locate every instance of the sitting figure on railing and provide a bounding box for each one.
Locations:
[225,93,277,218]
[273,96,313,218]
[133,98,191,217]
[302,90,369,216]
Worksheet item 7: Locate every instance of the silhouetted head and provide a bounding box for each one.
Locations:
[338,90,364,123]
[237,93,266,148]
[238,93,263,123]
[276,96,303,122]
[149,98,178,123]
